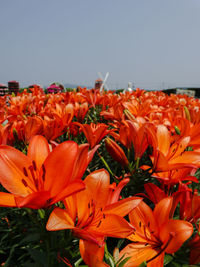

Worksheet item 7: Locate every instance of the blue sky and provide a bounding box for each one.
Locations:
[1,0,200,89]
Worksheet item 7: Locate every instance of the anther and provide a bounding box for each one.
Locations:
[22,179,28,187]
[32,160,37,171]
[97,220,102,228]
[42,164,46,181]
[23,167,28,177]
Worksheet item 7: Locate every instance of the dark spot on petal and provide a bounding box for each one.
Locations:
[32,160,37,171]
[97,220,102,228]
[23,167,28,177]
[22,179,28,187]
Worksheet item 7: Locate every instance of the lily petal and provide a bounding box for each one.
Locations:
[104,197,142,217]
[0,192,17,207]
[46,207,75,231]
[89,214,135,238]
[15,191,50,209]
[153,197,173,227]
[0,146,33,196]
[28,135,50,170]
[84,169,110,208]
[43,141,78,196]
[160,219,193,253]
[119,243,158,267]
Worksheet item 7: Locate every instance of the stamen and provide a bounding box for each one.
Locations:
[147,233,174,263]
[29,165,36,181]
[32,160,37,171]
[28,165,39,189]
[22,179,28,187]
[89,212,93,217]
[23,167,28,177]
[102,213,105,219]
[139,221,142,227]
[42,164,46,181]
[97,220,102,228]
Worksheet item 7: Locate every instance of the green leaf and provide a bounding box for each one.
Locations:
[138,262,147,267]
[164,254,173,265]
[117,257,131,267]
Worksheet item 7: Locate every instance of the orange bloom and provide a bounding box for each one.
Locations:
[119,197,193,267]
[148,124,200,172]
[189,223,200,265]
[79,240,109,267]
[46,169,142,245]
[105,137,129,167]
[0,135,97,209]
[76,122,113,148]
[24,116,43,142]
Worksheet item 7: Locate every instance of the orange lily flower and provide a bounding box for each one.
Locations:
[79,240,109,267]
[105,137,129,167]
[189,222,200,265]
[51,103,74,128]
[119,197,193,267]
[75,122,113,148]
[148,124,200,172]
[24,116,43,142]
[152,167,199,185]
[0,135,98,209]
[46,169,142,245]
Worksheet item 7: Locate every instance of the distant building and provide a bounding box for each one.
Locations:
[163,87,200,98]
[94,79,103,90]
[8,81,19,95]
[46,82,65,94]
[0,84,8,96]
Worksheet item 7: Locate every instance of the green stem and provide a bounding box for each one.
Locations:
[97,151,115,177]
[135,157,140,170]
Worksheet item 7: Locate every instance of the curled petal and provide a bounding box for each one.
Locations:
[46,207,74,231]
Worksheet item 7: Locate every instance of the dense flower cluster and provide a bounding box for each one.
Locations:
[0,85,200,266]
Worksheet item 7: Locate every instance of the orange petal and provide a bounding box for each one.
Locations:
[73,228,102,245]
[79,240,108,267]
[152,150,169,172]
[43,141,78,196]
[0,146,33,196]
[63,194,77,222]
[129,201,157,236]
[119,243,158,267]
[107,178,130,204]
[46,207,74,231]
[147,252,165,267]
[88,214,135,238]
[157,125,170,157]
[71,143,99,182]
[50,180,85,204]
[144,183,166,204]
[84,169,110,208]
[28,135,50,170]
[153,197,173,227]
[168,136,190,160]
[160,220,193,253]
[15,191,50,209]
[0,192,17,207]
[104,197,142,217]
[169,151,200,168]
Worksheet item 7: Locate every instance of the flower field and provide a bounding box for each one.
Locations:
[0,85,200,267]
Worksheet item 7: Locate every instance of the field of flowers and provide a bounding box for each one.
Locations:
[0,85,200,267]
